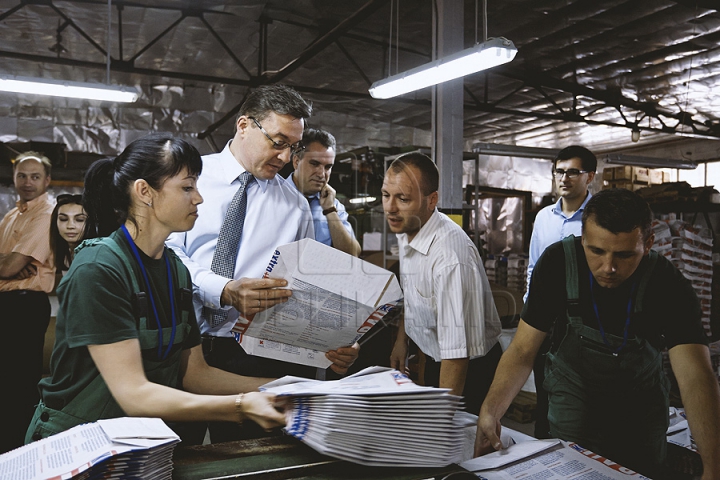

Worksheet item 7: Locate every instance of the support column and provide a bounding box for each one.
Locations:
[432,0,464,215]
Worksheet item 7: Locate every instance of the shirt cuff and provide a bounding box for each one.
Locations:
[200,274,232,310]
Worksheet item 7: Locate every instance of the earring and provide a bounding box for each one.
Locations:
[146,202,153,207]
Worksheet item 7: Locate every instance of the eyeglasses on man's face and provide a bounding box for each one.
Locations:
[552,168,590,179]
[249,117,305,156]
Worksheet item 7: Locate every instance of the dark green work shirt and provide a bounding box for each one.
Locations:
[523,236,707,351]
[38,229,201,415]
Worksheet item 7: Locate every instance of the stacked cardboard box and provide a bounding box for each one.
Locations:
[652,218,714,337]
[602,166,669,191]
[506,254,528,292]
[485,255,507,286]
[504,390,537,424]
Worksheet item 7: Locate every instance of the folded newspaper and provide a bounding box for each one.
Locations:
[262,366,473,467]
[462,441,652,480]
[0,417,179,480]
[233,239,403,368]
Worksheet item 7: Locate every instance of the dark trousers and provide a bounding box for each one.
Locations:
[0,290,50,454]
[533,336,553,439]
[423,341,502,415]
[201,336,317,443]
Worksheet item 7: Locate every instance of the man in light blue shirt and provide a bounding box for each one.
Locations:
[526,146,597,300]
[526,145,596,439]
[167,85,359,442]
[287,128,360,256]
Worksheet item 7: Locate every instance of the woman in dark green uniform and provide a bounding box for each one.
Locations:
[26,134,286,443]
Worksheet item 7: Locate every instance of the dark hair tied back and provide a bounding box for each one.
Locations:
[84,134,202,237]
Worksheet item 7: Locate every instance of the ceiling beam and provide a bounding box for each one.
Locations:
[495,64,683,120]
[3,45,717,141]
[0,49,256,86]
[267,14,431,58]
[200,14,252,79]
[262,0,391,83]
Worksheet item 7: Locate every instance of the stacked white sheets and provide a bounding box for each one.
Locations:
[262,367,473,467]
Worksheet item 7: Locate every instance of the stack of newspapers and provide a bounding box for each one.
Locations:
[262,367,473,467]
[0,417,179,480]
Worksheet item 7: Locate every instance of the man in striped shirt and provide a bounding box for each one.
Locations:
[384,152,502,414]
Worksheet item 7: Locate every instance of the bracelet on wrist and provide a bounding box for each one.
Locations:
[322,206,337,216]
[235,393,246,426]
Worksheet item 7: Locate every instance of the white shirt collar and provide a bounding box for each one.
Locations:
[220,141,270,192]
[402,208,442,256]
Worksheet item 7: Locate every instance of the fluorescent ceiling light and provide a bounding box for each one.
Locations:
[369,37,517,99]
[601,154,697,170]
[0,75,139,103]
[473,143,560,160]
[349,195,377,204]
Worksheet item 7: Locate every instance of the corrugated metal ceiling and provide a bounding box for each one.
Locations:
[0,0,719,158]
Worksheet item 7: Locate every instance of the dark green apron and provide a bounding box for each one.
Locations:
[543,236,669,478]
[26,234,192,442]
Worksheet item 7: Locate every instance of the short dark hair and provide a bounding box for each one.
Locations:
[554,145,597,172]
[237,84,312,123]
[388,152,439,196]
[295,128,336,162]
[302,128,336,151]
[83,134,203,238]
[582,188,653,240]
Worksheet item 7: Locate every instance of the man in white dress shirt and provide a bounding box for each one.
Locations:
[384,152,502,414]
[167,85,358,440]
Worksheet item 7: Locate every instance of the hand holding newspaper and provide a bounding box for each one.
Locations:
[233,239,402,368]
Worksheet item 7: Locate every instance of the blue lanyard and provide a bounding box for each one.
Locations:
[588,271,635,355]
[121,225,177,360]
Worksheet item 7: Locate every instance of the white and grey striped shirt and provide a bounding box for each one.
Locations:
[398,209,501,362]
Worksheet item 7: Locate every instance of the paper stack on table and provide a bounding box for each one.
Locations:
[0,417,179,480]
[262,366,472,467]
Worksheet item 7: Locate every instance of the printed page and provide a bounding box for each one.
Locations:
[468,442,652,480]
[460,439,560,471]
[262,367,450,396]
[0,423,127,480]
[0,418,179,480]
[233,239,402,367]
[280,239,401,307]
[244,279,373,351]
[240,335,332,369]
[98,417,179,447]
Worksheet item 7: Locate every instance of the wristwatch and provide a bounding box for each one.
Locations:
[322,206,337,215]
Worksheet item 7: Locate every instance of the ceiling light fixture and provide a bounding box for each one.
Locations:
[369,37,517,99]
[0,1,138,104]
[349,194,377,204]
[0,75,139,103]
[601,153,697,170]
[473,143,560,159]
